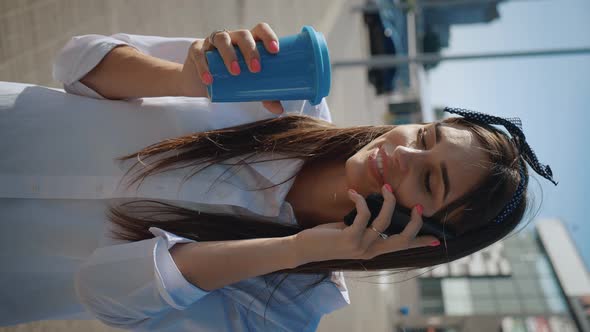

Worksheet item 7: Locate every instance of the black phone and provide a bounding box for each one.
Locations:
[342,193,456,241]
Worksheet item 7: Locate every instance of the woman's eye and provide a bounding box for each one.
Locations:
[419,128,431,194]
[424,171,432,194]
[420,128,428,148]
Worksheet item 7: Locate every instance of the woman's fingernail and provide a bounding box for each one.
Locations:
[269,41,279,52]
[348,189,357,195]
[201,72,213,85]
[250,58,261,72]
[415,204,423,215]
[384,184,393,193]
[430,240,440,247]
[231,61,241,75]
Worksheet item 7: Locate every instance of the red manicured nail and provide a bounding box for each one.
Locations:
[415,204,423,215]
[384,184,393,193]
[250,58,261,72]
[201,72,213,85]
[348,189,357,195]
[269,41,279,52]
[430,240,440,247]
[231,61,241,75]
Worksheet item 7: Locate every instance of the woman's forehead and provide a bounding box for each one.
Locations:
[439,123,478,148]
[438,123,489,204]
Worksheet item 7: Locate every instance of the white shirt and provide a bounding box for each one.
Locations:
[0,33,349,331]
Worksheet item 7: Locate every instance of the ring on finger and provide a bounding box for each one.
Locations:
[208,29,229,46]
[369,226,389,239]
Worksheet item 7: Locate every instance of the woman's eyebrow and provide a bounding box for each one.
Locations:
[441,162,450,201]
[433,123,450,201]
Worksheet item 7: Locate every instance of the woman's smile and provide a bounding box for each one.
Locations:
[369,146,384,187]
[368,142,395,190]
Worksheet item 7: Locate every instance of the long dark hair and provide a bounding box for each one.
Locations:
[107,114,527,319]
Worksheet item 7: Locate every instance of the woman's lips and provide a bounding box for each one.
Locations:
[379,143,390,185]
[370,147,384,187]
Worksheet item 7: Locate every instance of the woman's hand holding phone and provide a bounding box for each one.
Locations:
[293,185,440,265]
[180,22,284,114]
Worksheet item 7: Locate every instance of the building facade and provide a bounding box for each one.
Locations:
[391,220,581,331]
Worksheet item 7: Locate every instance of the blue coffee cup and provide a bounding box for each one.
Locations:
[205,26,331,105]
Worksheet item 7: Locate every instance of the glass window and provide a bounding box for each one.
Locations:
[421,298,445,315]
[442,279,470,300]
[443,279,473,316]
[546,296,567,314]
[420,278,445,315]
[534,256,553,277]
[513,278,542,297]
[422,306,444,315]
[445,298,474,316]
[538,276,561,297]
[420,278,443,297]
[496,299,522,314]
[422,298,444,307]
[469,279,494,296]
[472,299,497,314]
[511,262,536,277]
[522,298,548,314]
[493,278,518,296]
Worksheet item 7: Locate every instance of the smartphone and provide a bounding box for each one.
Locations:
[342,193,456,241]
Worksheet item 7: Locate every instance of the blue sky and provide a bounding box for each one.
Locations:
[427,0,590,268]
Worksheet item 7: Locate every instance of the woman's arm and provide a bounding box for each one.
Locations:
[170,234,300,291]
[75,228,302,329]
[79,45,207,100]
[53,27,286,112]
[52,34,201,99]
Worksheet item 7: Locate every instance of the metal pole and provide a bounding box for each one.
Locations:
[332,47,590,69]
[351,0,536,12]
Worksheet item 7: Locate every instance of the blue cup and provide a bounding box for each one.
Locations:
[205,26,331,105]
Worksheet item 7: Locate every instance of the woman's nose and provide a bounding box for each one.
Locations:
[393,145,422,173]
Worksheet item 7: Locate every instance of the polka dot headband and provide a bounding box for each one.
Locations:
[444,107,558,223]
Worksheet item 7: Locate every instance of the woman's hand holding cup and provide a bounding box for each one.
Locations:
[180,22,284,114]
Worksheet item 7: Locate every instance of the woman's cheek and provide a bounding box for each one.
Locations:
[393,180,416,210]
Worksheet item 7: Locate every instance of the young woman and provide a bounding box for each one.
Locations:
[0,23,556,331]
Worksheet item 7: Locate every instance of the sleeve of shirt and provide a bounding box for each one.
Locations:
[52,33,197,99]
[74,227,210,329]
[279,97,332,123]
[313,97,332,123]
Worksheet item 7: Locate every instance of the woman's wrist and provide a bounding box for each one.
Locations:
[176,63,209,98]
[285,234,306,268]
[292,232,321,266]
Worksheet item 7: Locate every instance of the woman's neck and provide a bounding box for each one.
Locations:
[285,159,355,229]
